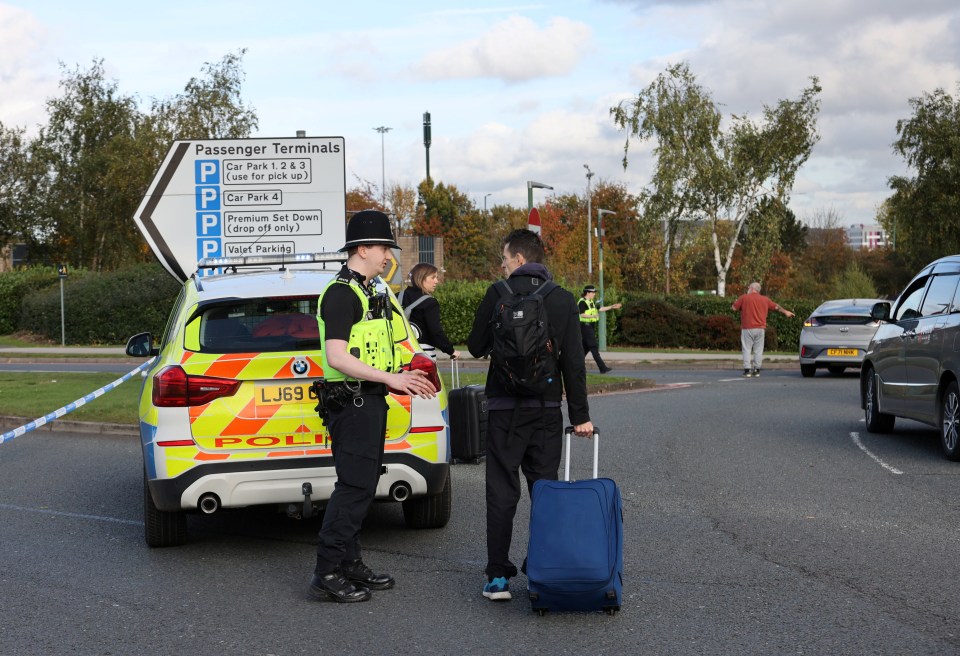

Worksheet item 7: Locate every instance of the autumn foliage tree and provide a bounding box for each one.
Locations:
[882,84,960,271]
[612,61,821,295]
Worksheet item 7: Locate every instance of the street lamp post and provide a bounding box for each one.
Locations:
[526,181,553,212]
[584,164,594,274]
[484,193,492,213]
[373,126,392,207]
[596,209,616,351]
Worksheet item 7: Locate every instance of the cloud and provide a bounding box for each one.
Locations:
[614,0,960,223]
[0,4,56,130]
[413,15,592,82]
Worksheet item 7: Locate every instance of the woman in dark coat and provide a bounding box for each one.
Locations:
[399,263,460,360]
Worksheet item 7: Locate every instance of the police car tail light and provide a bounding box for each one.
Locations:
[404,353,442,392]
[153,365,241,407]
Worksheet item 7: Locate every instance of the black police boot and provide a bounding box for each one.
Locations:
[309,570,372,603]
[341,559,395,590]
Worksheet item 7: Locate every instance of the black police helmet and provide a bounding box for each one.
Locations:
[340,210,401,252]
[583,285,597,294]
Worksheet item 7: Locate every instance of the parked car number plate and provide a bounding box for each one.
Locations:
[826,348,858,357]
[256,382,317,405]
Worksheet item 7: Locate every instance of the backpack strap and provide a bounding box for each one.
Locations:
[530,280,557,298]
[496,278,556,298]
[402,293,430,319]
[494,279,514,298]
[397,289,406,305]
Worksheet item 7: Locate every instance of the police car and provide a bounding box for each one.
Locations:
[126,252,451,547]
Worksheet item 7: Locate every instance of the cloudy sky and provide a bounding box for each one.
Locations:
[2,0,958,226]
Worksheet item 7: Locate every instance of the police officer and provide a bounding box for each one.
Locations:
[309,210,437,603]
[578,285,620,374]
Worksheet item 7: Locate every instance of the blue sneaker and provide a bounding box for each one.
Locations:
[482,577,511,601]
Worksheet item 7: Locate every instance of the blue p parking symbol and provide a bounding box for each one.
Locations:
[196,160,219,184]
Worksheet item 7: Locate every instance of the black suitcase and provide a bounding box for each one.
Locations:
[448,361,487,464]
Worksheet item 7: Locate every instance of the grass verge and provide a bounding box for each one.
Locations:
[0,371,650,428]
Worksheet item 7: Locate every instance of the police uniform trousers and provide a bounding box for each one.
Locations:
[580,322,608,370]
[485,405,563,580]
[315,393,388,574]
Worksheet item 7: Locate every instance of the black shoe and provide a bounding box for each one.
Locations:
[599,367,612,374]
[309,570,372,603]
[341,559,395,590]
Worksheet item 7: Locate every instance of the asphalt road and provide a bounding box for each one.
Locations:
[2,369,960,655]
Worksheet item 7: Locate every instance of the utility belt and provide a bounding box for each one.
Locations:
[311,379,387,425]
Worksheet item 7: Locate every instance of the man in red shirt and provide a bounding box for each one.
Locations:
[731,282,795,377]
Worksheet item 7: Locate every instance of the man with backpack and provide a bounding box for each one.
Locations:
[467,228,594,602]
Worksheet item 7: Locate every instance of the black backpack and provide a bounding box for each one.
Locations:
[490,279,558,396]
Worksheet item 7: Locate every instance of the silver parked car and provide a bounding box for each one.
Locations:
[799,299,884,377]
[860,254,960,460]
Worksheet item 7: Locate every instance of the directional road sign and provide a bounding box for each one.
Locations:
[134,137,347,281]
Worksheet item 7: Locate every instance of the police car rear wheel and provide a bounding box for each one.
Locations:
[402,470,452,529]
[144,471,188,548]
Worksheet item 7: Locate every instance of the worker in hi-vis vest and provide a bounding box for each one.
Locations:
[578,285,621,374]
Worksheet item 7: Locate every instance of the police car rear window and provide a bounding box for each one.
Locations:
[198,296,320,353]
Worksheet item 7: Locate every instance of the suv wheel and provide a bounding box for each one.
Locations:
[864,369,895,433]
[940,382,960,461]
[144,471,188,547]
[402,470,452,529]
[800,363,816,378]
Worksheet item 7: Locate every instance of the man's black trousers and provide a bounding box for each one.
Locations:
[485,405,563,580]
[315,393,388,575]
[580,322,608,370]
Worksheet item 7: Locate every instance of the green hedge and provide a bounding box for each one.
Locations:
[616,293,819,352]
[19,262,181,345]
[434,280,625,348]
[0,265,820,351]
[0,267,82,334]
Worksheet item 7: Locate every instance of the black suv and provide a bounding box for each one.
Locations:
[860,254,960,460]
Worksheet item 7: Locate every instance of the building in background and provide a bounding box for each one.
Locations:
[845,224,887,250]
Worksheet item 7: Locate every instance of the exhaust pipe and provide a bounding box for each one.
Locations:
[198,493,220,514]
[389,482,411,502]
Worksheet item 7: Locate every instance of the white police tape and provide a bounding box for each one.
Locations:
[0,358,156,445]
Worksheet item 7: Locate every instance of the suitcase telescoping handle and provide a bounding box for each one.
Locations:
[451,358,460,388]
[563,426,599,481]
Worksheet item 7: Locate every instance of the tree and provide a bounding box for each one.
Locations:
[33,60,148,269]
[739,197,787,284]
[0,123,45,249]
[883,84,960,271]
[416,179,493,279]
[792,209,851,298]
[147,50,258,145]
[612,62,821,295]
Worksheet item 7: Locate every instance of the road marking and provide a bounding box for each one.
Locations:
[850,432,903,475]
[0,502,142,526]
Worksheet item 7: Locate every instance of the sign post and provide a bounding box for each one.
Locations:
[133,137,347,281]
[596,209,616,352]
[57,264,68,346]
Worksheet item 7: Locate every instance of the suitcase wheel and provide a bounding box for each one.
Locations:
[536,609,548,617]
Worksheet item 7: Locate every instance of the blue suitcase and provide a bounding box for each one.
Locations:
[526,427,623,615]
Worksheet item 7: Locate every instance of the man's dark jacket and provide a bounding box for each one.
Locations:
[466,263,590,426]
